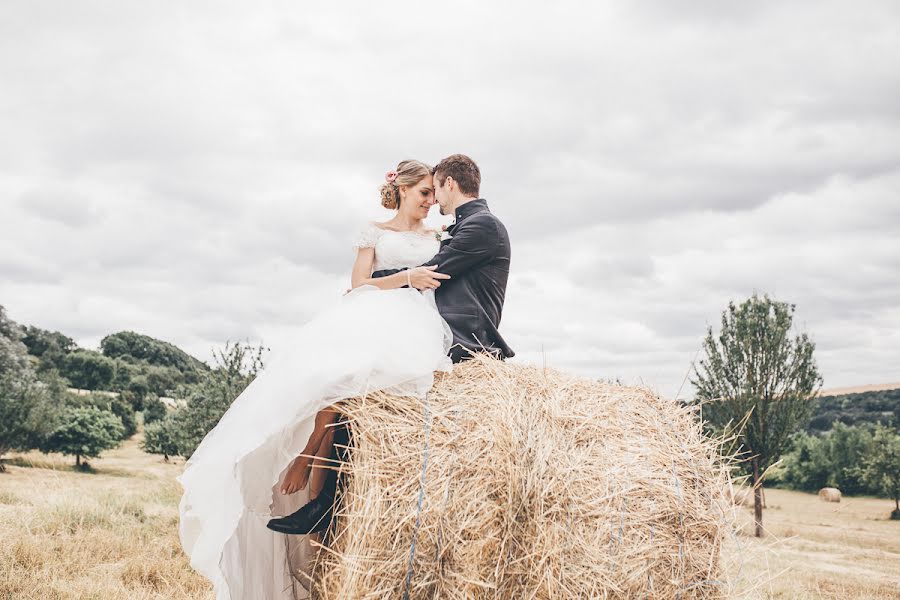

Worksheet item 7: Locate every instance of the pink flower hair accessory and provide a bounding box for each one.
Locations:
[385,170,399,183]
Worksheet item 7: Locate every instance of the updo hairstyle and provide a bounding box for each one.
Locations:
[380,160,432,210]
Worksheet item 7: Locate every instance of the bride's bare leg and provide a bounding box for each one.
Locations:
[280,408,339,495]
[308,428,335,499]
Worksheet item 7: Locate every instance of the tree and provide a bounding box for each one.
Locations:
[860,424,900,520]
[144,342,264,459]
[121,372,150,410]
[0,306,30,377]
[42,406,124,467]
[778,431,831,491]
[778,424,875,494]
[0,306,58,471]
[693,294,822,537]
[142,417,181,461]
[825,422,874,494]
[0,373,58,472]
[79,393,137,440]
[21,326,77,372]
[144,364,183,397]
[62,350,116,391]
[21,326,77,357]
[142,396,168,425]
[100,331,208,381]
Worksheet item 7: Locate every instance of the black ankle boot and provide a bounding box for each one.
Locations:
[267,420,351,536]
[266,490,335,535]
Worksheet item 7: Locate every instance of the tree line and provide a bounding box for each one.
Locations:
[772,422,899,508]
[0,306,253,471]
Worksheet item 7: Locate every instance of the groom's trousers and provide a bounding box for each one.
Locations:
[321,418,352,502]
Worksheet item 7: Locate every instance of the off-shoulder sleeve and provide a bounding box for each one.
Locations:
[352,222,382,250]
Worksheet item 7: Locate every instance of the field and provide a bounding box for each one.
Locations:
[726,489,900,598]
[1,437,898,599]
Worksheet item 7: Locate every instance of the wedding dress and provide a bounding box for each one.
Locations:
[177,223,452,600]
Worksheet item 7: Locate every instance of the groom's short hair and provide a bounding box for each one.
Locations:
[433,154,481,197]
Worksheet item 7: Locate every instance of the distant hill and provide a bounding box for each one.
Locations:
[818,382,900,396]
[16,321,210,400]
[809,385,900,432]
[100,331,208,374]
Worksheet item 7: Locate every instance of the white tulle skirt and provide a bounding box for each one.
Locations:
[177,286,452,600]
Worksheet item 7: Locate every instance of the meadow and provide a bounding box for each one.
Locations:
[1,435,898,600]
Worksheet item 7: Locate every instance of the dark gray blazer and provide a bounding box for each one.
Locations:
[373,199,514,360]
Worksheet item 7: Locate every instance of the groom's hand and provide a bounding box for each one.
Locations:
[408,265,451,290]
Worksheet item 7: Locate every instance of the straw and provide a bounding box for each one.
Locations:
[312,355,733,599]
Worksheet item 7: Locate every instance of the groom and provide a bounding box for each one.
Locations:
[267,154,513,535]
[383,153,515,363]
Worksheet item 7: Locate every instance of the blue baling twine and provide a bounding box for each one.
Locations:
[402,395,432,600]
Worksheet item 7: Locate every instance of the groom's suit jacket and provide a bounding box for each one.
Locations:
[374,198,514,361]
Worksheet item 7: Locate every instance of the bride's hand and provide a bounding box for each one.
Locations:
[408,265,451,290]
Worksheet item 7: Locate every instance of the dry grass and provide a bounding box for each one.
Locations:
[0,438,213,600]
[726,487,900,599]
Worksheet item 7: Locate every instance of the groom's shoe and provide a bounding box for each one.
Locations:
[267,491,335,535]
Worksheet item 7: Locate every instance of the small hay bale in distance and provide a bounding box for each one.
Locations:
[818,487,842,502]
[313,356,733,599]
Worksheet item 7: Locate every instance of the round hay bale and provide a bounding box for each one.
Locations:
[818,487,842,502]
[313,356,733,599]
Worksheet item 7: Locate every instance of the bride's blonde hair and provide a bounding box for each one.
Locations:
[380,160,432,210]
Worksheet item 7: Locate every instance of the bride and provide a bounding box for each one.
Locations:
[177,160,453,600]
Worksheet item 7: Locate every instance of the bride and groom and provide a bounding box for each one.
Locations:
[178,154,513,599]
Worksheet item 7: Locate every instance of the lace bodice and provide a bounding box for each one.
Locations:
[353,222,440,271]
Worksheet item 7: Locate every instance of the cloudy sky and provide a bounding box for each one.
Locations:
[2,1,899,398]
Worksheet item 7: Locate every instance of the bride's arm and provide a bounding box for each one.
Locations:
[350,247,409,290]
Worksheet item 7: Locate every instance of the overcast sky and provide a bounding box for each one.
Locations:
[2,1,899,398]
